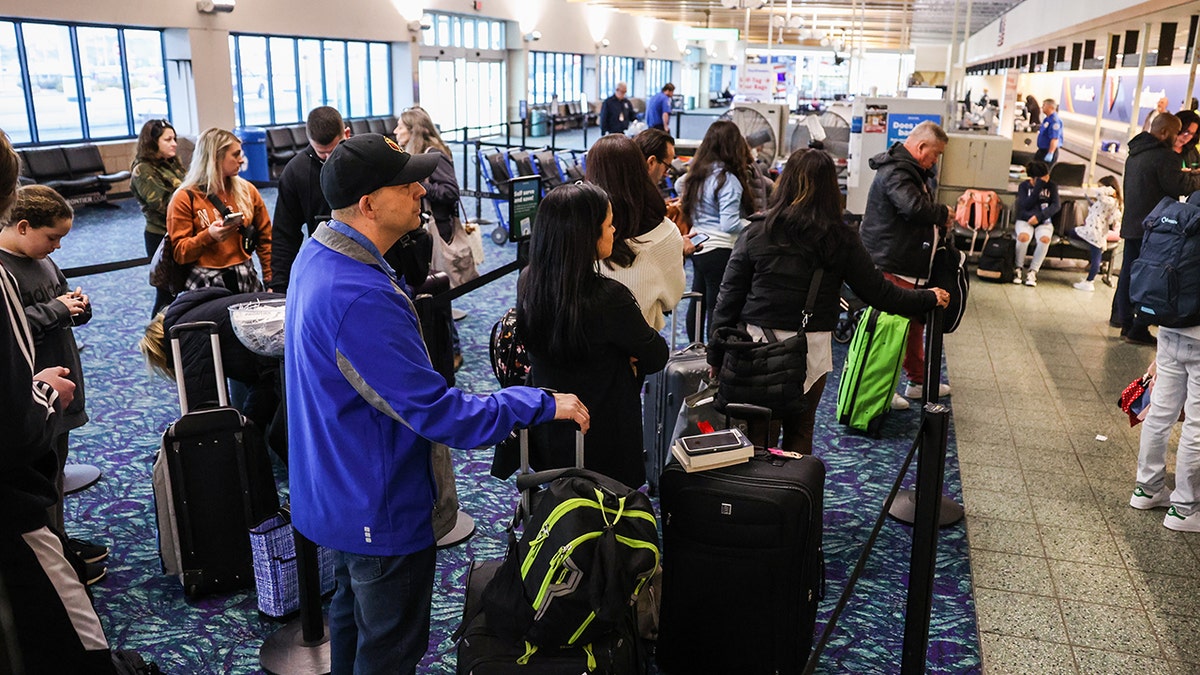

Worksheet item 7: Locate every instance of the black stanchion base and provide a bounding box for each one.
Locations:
[888,490,964,527]
[260,615,330,675]
[436,510,476,549]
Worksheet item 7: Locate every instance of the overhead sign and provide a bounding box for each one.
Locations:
[673,26,740,42]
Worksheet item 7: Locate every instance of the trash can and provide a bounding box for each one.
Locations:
[530,108,549,137]
[234,126,269,184]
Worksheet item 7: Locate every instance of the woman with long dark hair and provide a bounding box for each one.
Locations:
[677,119,760,340]
[131,118,186,314]
[708,149,948,452]
[586,134,685,330]
[518,182,669,487]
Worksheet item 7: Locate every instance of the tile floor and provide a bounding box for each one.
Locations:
[945,262,1200,675]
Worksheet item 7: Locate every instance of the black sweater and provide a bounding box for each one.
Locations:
[271,147,330,293]
[523,279,669,488]
[1,265,61,535]
[708,217,938,368]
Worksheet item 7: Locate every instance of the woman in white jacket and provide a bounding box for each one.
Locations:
[586,133,686,330]
[1072,175,1123,291]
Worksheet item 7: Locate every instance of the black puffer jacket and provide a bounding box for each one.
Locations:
[859,143,949,279]
[162,287,278,418]
[708,216,938,368]
[1121,132,1192,239]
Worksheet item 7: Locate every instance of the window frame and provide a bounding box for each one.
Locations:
[2,17,169,146]
[229,32,392,128]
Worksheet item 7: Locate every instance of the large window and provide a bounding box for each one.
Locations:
[229,33,391,128]
[417,12,507,136]
[645,58,673,97]
[598,56,634,100]
[528,51,584,105]
[0,19,166,145]
[421,12,505,50]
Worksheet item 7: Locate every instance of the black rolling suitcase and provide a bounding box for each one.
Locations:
[152,320,279,597]
[456,429,648,674]
[643,292,706,492]
[656,407,825,675]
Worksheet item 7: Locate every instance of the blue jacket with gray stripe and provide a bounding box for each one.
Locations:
[285,223,555,556]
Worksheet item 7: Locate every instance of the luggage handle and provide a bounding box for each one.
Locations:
[723,403,774,450]
[169,320,229,415]
[516,424,585,516]
[668,291,705,352]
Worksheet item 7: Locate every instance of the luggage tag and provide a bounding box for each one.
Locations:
[767,447,804,460]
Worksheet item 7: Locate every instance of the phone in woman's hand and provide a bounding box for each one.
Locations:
[223,211,244,227]
[689,232,710,246]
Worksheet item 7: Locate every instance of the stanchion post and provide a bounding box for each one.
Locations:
[294,532,324,643]
[900,402,950,675]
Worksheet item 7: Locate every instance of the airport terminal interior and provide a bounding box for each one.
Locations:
[3,0,1200,672]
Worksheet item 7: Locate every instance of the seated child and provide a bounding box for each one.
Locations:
[1070,175,1123,292]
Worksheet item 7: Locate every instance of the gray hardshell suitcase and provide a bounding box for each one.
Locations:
[643,292,706,493]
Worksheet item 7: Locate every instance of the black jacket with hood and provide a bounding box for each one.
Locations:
[859,142,950,279]
[1121,131,1192,239]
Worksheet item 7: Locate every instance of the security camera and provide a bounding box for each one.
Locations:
[196,0,235,13]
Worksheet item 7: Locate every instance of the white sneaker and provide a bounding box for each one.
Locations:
[903,383,952,399]
[1024,270,1038,287]
[1129,486,1172,510]
[890,393,911,410]
[1011,268,1023,284]
[1073,280,1095,292]
[1163,506,1200,532]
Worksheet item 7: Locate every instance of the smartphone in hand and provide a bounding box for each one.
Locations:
[223,211,245,227]
[689,232,710,246]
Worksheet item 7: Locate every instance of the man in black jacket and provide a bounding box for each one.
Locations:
[270,106,349,293]
[859,121,954,410]
[1112,113,1190,346]
[599,82,635,136]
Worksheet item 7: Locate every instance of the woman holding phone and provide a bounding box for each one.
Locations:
[167,127,273,293]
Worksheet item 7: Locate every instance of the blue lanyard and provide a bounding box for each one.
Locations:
[325,219,399,284]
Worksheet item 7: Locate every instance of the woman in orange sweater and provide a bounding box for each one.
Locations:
[167,128,272,293]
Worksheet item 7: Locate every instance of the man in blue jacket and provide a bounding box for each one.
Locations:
[285,133,590,674]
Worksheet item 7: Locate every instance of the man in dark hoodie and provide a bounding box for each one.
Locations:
[860,120,954,410]
[1112,113,1191,346]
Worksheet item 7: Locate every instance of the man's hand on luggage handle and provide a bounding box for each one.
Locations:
[552,393,591,434]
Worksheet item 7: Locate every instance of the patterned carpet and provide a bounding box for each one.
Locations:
[53,193,981,674]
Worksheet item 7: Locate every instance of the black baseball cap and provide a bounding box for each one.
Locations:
[320,133,439,209]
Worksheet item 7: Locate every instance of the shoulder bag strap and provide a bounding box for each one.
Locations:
[204,193,233,216]
[800,268,824,332]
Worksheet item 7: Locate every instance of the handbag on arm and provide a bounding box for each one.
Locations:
[710,269,824,417]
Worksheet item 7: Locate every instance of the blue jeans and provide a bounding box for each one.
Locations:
[329,546,436,675]
[1138,328,1200,515]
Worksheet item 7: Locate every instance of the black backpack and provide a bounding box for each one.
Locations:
[976,236,1015,283]
[1130,193,1200,327]
[480,467,660,655]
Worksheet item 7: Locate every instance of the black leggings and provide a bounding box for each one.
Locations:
[686,247,732,342]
